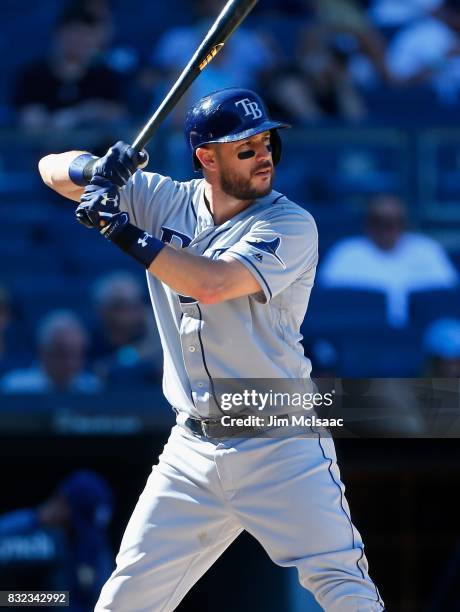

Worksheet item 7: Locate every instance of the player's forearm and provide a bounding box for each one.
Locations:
[148,246,259,304]
[38,151,87,202]
[149,247,228,304]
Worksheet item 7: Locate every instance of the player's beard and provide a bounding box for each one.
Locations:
[219,162,274,200]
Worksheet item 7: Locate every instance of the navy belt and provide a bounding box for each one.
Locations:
[183,416,255,439]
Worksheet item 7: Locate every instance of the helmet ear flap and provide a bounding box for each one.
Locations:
[270,129,282,166]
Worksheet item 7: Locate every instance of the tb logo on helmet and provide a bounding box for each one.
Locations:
[235,98,263,120]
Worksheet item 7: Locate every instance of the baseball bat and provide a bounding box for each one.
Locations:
[131,0,259,152]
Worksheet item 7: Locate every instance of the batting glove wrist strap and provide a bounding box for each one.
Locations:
[69,153,98,186]
[103,214,165,269]
[92,141,149,187]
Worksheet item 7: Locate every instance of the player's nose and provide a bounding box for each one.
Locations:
[254,141,272,162]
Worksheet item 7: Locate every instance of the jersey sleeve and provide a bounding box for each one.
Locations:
[224,209,318,303]
[118,171,187,239]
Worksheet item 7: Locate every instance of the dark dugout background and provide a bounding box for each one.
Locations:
[1,400,460,611]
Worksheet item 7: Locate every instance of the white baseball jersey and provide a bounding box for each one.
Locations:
[119,172,318,418]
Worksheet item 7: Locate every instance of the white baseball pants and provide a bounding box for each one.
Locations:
[95,424,384,612]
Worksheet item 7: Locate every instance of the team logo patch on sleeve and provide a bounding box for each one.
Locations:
[246,237,286,269]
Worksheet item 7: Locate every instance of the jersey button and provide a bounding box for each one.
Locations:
[197,382,204,388]
[188,346,196,352]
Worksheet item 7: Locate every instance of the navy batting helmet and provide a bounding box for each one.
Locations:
[185,88,290,171]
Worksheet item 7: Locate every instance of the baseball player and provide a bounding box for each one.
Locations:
[39,88,385,611]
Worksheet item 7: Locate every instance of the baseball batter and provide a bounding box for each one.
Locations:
[39,88,385,611]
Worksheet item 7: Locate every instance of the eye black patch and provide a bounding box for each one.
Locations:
[237,150,255,160]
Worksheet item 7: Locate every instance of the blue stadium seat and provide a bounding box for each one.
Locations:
[10,275,92,334]
[362,85,445,124]
[58,229,141,277]
[0,242,65,279]
[308,204,364,257]
[302,287,387,338]
[336,328,423,377]
[409,288,460,330]
[449,251,460,274]
[428,141,460,200]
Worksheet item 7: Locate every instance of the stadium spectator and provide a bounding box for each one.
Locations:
[385,0,460,104]
[264,0,391,123]
[270,24,367,122]
[319,195,458,327]
[311,0,390,81]
[423,318,460,376]
[0,470,114,612]
[63,0,140,81]
[90,272,163,384]
[12,8,127,130]
[0,310,101,393]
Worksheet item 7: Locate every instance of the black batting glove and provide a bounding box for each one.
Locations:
[76,176,122,230]
[76,175,164,269]
[88,141,149,187]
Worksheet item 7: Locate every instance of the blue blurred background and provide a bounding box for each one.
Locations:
[2,0,460,383]
[1,0,460,610]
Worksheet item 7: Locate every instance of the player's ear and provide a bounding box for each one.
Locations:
[196,146,217,172]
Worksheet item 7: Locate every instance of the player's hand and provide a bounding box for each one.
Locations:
[76,176,123,230]
[90,141,149,187]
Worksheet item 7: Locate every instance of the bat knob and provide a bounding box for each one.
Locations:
[137,149,149,169]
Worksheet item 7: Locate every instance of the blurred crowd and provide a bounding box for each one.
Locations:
[305,192,460,377]
[1,0,460,389]
[0,271,162,394]
[7,0,460,131]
